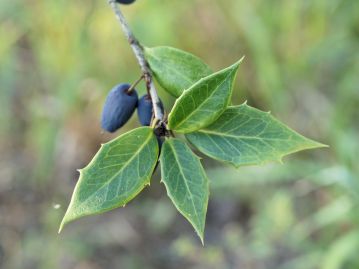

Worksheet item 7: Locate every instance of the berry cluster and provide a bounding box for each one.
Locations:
[101,83,163,133]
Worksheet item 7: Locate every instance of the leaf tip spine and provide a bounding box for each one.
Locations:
[313,141,329,149]
[199,234,205,246]
[58,220,66,234]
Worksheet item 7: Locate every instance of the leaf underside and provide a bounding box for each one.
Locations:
[144,46,212,97]
[160,138,209,244]
[186,104,326,167]
[168,58,244,133]
[59,127,159,232]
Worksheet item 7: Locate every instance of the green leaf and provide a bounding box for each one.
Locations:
[160,139,209,243]
[144,46,212,97]
[186,103,327,167]
[168,58,243,133]
[59,127,159,232]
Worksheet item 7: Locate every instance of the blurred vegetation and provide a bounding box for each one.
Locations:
[1,0,358,268]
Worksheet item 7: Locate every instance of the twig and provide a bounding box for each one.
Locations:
[108,0,164,122]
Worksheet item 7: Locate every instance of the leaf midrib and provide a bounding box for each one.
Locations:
[78,130,153,207]
[172,69,234,130]
[196,129,297,142]
[168,141,201,229]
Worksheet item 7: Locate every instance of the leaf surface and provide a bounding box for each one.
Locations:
[186,104,326,167]
[168,58,243,133]
[59,127,159,232]
[145,46,212,97]
[160,139,209,243]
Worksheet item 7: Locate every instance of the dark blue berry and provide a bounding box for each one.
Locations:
[137,94,163,126]
[116,0,136,4]
[101,83,138,133]
[137,95,153,126]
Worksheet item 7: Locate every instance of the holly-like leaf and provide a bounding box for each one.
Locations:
[186,103,327,167]
[59,127,159,232]
[144,46,212,97]
[168,58,243,133]
[160,138,209,244]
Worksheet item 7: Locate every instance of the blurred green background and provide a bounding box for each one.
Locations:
[1,0,358,268]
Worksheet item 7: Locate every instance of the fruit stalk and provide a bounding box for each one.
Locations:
[108,0,164,122]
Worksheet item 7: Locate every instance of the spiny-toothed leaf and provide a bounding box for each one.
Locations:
[59,127,159,232]
[168,58,243,133]
[186,103,327,167]
[144,46,212,97]
[160,139,209,244]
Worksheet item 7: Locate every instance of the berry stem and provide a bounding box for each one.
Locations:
[127,75,144,94]
[108,0,164,122]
